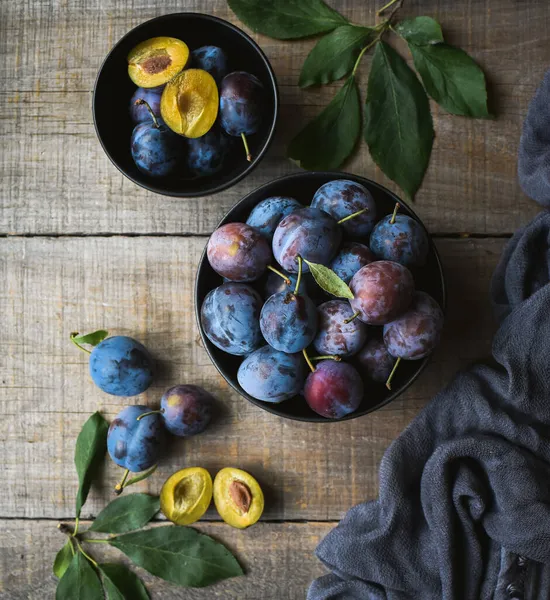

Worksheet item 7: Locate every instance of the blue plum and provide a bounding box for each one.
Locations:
[370,214,429,267]
[349,261,414,325]
[191,46,228,84]
[383,291,444,360]
[329,242,375,284]
[130,101,183,177]
[90,336,154,396]
[187,127,230,177]
[272,207,342,273]
[220,71,265,137]
[357,339,395,383]
[237,345,306,403]
[304,360,363,419]
[200,283,263,356]
[246,196,303,240]
[260,291,317,353]
[161,384,214,436]
[107,405,165,472]
[264,270,306,298]
[311,179,377,237]
[130,86,164,124]
[207,222,272,282]
[313,300,367,357]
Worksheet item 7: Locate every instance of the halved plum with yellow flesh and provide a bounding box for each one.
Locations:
[160,69,219,138]
[160,467,212,526]
[128,37,189,88]
[213,467,264,529]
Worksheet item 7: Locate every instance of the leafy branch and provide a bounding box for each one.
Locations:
[228,0,490,200]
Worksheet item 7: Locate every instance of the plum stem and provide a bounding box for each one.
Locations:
[310,355,342,362]
[70,333,91,355]
[267,265,291,286]
[344,311,360,324]
[302,348,316,373]
[390,202,400,224]
[295,256,303,295]
[385,357,401,390]
[75,540,99,568]
[135,98,160,129]
[241,132,252,162]
[136,409,163,421]
[337,208,368,225]
[114,468,130,495]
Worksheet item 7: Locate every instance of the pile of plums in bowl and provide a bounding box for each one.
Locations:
[195,172,446,423]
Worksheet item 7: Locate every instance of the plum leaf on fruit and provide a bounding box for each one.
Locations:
[160,467,213,526]
[128,37,189,88]
[213,468,264,529]
[160,69,219,138]
[304,260,353,299]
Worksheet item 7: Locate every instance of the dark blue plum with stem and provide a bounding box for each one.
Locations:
[246,196,303,240]
[130,86,164,124]
[329,242,375,284]
[191,45,228,84]
[130,100,183,177]
[311,179,377,237]
[272,207,342,273]
[186,127,230,177]
[220,71,265,161]
[107,405,165,472]
[313,300,367,357]
[357,338,395,383]
[237,345,307,403]
[370,213,429,267]
[260,291,317,353]
[383,292,444,360]
[161,384,214,437]
[89,336,154,396]
[200,282,263,356]
[304,360,363,419]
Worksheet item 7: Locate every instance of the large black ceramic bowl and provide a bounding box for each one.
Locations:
[195,172,446,422]
[93,13,278,197]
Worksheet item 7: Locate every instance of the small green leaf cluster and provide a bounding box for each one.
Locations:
[228,0,490,200]
[53,412,242,599]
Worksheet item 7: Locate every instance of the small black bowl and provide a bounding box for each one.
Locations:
[93,13,278,197]
[195,172,446,422]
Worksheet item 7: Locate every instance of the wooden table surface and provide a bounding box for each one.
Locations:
[1,0,548,597]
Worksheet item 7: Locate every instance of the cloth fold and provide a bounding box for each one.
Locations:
[308,72,550,599]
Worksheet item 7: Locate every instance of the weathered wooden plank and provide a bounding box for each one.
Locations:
[0,236,503,519]
[0,0,546,235]
[0,519,328,599]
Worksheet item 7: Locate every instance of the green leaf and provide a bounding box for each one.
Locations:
[53,541,74,579]
[55,552,103,600]
[304,260,354,299]
[394,17,443,45]
[75,412,109,518]
[364,41,434,200]
[124,464,158,488]
[407,43,489,117]
[288,75,361,170]
[100,563,150,600]
[228,0,348,40]
[90,494,160,534]
[71,330,108,347]
[299,25,373,87]
[110,526,243,588]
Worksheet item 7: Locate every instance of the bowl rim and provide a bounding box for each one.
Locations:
[92,12,279,198]
[194,171,447,422]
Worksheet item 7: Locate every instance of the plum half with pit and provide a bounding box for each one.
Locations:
[349,261,414,325]
[329,242,375,284]
[237,345,306,403]
[304,360,363,419]
[313,300,367,357]
[128,36,189,88]
[200,283,263,356]
[246,196,303,241]
[370,212,429,267]
[272,207,342,274]
[207,222,272,282]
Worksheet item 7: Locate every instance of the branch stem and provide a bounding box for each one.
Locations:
[75,540,99,568]
[377,0,400,15]
[70,334,91,355]
[352,36,381,76]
